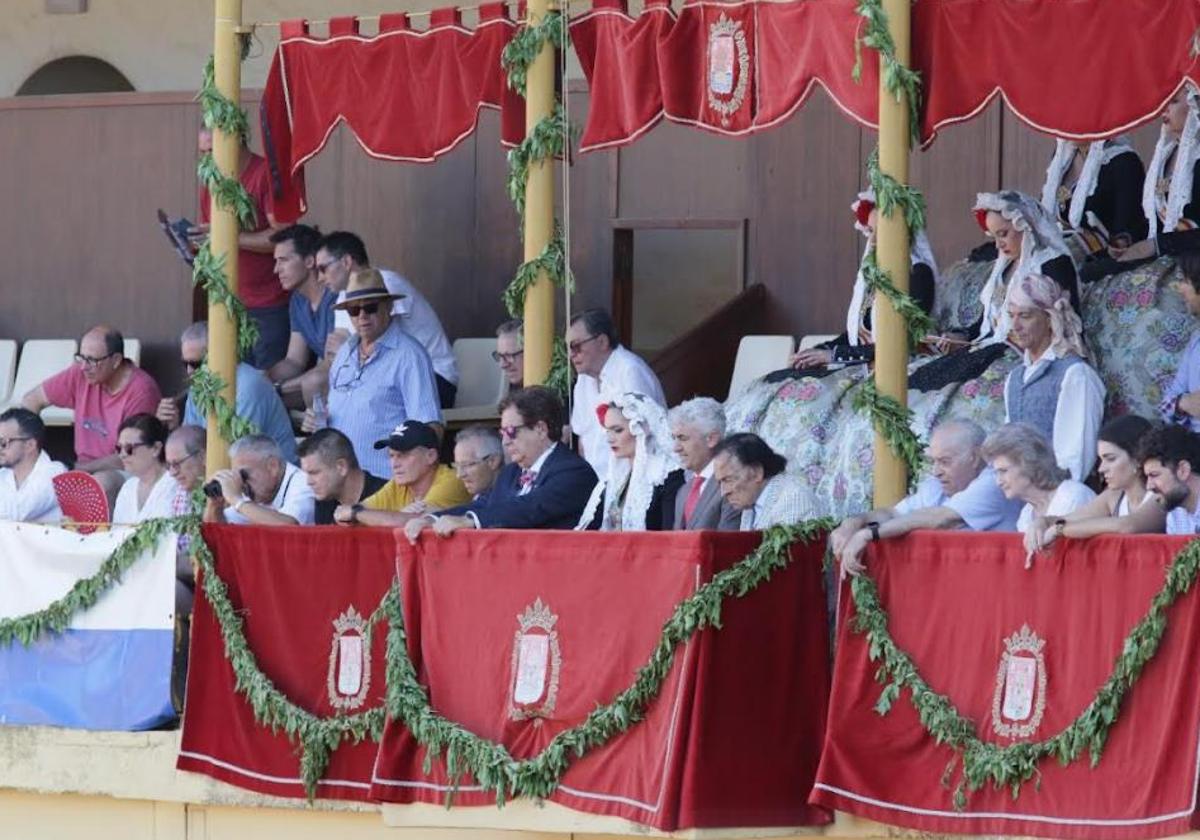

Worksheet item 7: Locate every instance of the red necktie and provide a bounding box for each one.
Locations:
[518,469,537,493]
[682,474,706,527]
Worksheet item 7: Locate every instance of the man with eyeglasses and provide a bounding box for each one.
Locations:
[452,425,504,502]
[404,386,596,541]
[204,434,315,526]
[0,407,66,523]
[566,308,665,478]
[157,321,297,464]
[494,319,525,390]
[322,269,443,479]
[166,424,206,616]
[23,325,160,504]
[315,231,459,408]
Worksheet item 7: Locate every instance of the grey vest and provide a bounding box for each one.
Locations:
[1005,354,1084,441]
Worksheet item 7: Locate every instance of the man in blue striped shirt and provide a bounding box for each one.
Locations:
[325,269,443,478]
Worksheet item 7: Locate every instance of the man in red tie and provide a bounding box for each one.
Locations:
[667,398,739,530]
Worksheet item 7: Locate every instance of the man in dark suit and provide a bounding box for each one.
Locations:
[405,386,597,540]
[666,397,740,531]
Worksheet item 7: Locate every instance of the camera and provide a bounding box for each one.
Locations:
[202,469,252,501]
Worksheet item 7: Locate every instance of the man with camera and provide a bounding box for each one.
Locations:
[203,434,314,526]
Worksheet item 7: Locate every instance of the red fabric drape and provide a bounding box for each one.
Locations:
[811,532,1200,839]
[572,0,1200,151]
[259,4,525,223]
[177,525,396,801]
[370,529,831,830]
[570,0,873,152]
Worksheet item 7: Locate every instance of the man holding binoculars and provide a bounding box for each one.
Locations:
[202,434,315,526]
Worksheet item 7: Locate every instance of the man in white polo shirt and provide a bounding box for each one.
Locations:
[204,434,315,526]
[0,407,66,523]
[315,231,459,409]
[567,308,665,479]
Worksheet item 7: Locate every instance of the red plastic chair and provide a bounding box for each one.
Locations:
[52,471,110,534]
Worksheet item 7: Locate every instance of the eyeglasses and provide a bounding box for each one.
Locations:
[499,424,532,441]
[567,334,601,355]
[75,352,116,367]
[166,450,199,471]
[452,457,489,471]
[115,441,152,456]
[182,357,204,373]
[492,350,524,363]
[0,436,30,449]
[316,259,340,275]
[345,302,382,318]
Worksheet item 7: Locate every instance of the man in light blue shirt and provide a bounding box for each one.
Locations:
[159,322,298,464]
[325,269,442,478]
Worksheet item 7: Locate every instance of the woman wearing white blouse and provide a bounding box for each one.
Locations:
[111,414,179,525]
[982,423,1096,566]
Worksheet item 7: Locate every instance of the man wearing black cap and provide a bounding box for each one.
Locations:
[334,420,469,527]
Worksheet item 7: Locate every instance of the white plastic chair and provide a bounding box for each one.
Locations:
[797,334,838,351]
[0,340,17,406]
[9,340,78,426]
[442,338,506,424]
[727,335,796,399]
[122,338,142,367]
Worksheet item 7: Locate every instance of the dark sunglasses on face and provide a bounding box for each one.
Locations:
[116,441,152,456]
[345,302,382,318]
[182,357,204,372]
[492,350,523,363]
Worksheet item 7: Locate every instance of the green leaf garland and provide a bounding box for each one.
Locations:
[849,538,1200,808]
[501,11,566,97]
[383,520,834,802]
[850,379,924,488]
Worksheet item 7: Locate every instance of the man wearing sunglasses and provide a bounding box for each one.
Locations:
[323,269,443,479]
[494,319,525,390]
[0,407,66,523]
[404,386,596,541]
[566,308,665,478]
[23,325,161,505]
[157,321,297,464]
[315,231,459,409]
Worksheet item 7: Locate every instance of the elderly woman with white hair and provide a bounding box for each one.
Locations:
[982,423,1096,566]
[577,392,684,531]
[1003,272,1106,480]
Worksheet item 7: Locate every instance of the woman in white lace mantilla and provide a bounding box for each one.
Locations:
[576,392,684,531]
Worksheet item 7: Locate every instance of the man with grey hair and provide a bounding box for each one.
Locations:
[157,321,297,464]
[666,397,738,530]
[452,425,504,503]
[837,419,1023,576]
[494,319,524,390]
[204,434,314,526]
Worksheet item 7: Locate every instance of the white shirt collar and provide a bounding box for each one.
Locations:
[525,442,557,476]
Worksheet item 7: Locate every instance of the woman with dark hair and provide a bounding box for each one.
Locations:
[1024,415,1167,556]
[111,413,178,524]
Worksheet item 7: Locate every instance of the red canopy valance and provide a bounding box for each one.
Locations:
[571,0,1200,151]
[259,3,525,222]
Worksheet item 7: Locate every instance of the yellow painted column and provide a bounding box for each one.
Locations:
[871,0,912,507]
[207,0,242,472]
[521,0,557,386]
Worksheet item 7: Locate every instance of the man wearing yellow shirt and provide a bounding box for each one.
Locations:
[333,421,469,526]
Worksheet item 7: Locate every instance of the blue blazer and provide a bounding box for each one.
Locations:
[442,444,598,529]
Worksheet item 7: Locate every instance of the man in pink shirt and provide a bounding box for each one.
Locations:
[23,325,161,504]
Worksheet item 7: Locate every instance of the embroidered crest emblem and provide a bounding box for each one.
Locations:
[326,605,371,711]
[706,13,750,127]
[508,598,562,721]
[990,624,1047,739]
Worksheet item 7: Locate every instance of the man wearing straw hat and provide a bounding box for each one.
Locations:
[322,268,442,479]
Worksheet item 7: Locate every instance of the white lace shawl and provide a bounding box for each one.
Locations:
[1040,137,1135,230]
[575,392,679,532]
[974,190,1073,345]
[1143,86,1200,239]
[845,189,941,346]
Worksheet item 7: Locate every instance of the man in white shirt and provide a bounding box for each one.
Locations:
[0,408,66,523]
[567,308,665,478]
[204,434,315,526]
[1140,425,1200,535]
[838,419,1024,576]
[711,433,813,530]
[316,231,459,408]
[667,397,738,530]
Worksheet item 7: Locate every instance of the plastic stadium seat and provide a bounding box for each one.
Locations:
[0,340,16,406]
[123,338,141,366]
[52,471,110,534]
[727,335,796,399]
[443,338,506,424]
[8,339,77,426]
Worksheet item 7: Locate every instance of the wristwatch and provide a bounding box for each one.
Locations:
[867,521,881,541]
[350,503,365,523]
[1054,518,1067,538]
